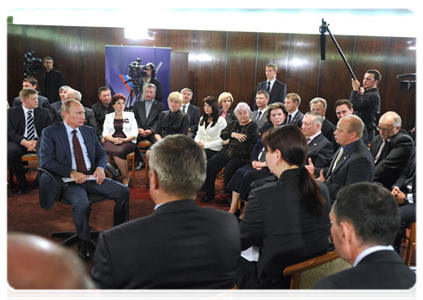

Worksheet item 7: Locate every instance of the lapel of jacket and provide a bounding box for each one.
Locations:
[58,123,73,167]
[16,106,26,135]
[332,141,360,175]
[371,136,383,157]
[79,126,94,164]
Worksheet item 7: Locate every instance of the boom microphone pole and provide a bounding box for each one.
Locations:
[320,19,357,81]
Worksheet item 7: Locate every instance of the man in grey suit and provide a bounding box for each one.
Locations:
[285,93,304,128]
[91,135,240,289]
[254,63,287,109]
[314,182,415,289]
[180,87,201,138]
[307,115,375,201]
[250,90,269,131]
[13,77,50,109]
[301,111,333,168]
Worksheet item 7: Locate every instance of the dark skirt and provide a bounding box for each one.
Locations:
[103,119,137,159]
[226,164,272,200]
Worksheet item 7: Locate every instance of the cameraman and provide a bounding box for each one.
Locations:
[41,56,65,104]
[142,63,163,102]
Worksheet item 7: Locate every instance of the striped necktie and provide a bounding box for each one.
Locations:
[26,110,35,141]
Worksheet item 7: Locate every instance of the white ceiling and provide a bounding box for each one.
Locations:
[8,7,418,38]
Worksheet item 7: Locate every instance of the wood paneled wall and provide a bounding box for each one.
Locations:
[7,24,416,129]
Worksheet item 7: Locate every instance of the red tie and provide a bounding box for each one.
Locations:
[72,130,87,174]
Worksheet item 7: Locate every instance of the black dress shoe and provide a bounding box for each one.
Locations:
[78,240,93,261]
[200,194,214,203]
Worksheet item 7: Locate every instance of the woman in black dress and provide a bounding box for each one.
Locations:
[102,94,138,186]
[200,102,259,203]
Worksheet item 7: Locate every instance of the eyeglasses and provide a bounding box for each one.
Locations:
[376,126,394,133]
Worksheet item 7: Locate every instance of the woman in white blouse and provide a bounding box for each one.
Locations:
[102,94,138,186]
[195,96,227,160]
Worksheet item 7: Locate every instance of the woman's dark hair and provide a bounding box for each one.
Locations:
[200,96,220,128]
[262,125,325,217]
[266,102,288,124]
[111,93,126,106]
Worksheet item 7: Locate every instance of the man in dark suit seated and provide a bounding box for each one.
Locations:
[180,87,201,138]
[307,115,375,201]
[91,86,114,143]
[8,88,52,194]
[250,90,270,131]
[309,97,335,142]
[314,182,415,289]
[332,99,369,151]
[8,233,95,289]
[370,111,414,189]
[38,100,130,261]
[13,77,50,109]
[301,111,333,168]
[391,127,420,253]
[49,85,72,122]
[91,134,241,289]
[285,93,304,128]
[254,63,287,109]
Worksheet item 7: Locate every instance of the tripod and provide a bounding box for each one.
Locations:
[124,80,143,112]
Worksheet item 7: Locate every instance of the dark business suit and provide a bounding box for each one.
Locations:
[370,129,414,189]
[251,109,269,131]
[155,110,190,137]
[184,103,201,138]
[133,99,164,144]
[392,150,416,253]
[13,95,50,109]
[288,110,304,128]
[91,199,241,289]
[41,69,65,103]
[91,101,115,138]
[221,108,237,128]
[38,122,130,242]
[256,79,287,107]
[237,168,331,288]
[314,250,416,289]
[307,133,334,168]
[322,140,375,201]
[7,106,52,189]
[321,118,335,142]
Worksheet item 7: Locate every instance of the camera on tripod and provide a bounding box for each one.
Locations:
[397,62,420,91]
[23,51,42,78]
[128,58,148,89]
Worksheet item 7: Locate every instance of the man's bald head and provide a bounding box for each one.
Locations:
[8,233,94,289]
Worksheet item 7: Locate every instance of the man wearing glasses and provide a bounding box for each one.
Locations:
[370,111,414,189]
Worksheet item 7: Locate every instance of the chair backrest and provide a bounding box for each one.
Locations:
[198,286,238,300]
[283,251,351,289]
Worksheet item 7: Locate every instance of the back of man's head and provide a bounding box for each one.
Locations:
[8,233,94,289]
[333,182,400,246]
[149,135,206,199]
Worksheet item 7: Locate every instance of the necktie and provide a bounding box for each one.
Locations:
[182,105,187,113]
[374,139,387,163]
[26,110,35,141]
[288,114,292,124]
[331,147,344,173]
[256,111,262,121]
[306,137,311,143]
[72,130,88,174]
[266,81,271,92]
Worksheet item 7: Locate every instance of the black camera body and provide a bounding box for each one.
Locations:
[128,58,148,88]
[23,51,42,78]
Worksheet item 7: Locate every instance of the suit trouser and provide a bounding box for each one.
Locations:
[8,141,31,188]
[61,178,130,242]
[393,203,416,253]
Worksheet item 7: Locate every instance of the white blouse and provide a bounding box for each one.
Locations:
[102,111,139,144]
[195,116,227,152]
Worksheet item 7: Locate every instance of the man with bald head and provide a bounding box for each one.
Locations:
[8,233,94,289]
[307,115,375,201]
[370,111,414,189]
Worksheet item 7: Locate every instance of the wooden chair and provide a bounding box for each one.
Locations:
[198,286,238,300]
[126,152,135,186]
[21,153,39,169]
[283,251,351,289]
[137,140,152,187]
[405,222,416,266]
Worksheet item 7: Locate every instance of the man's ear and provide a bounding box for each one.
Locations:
[150,169,159,190]
[340,221,355,245]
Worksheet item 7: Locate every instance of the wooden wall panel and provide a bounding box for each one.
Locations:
[7,24,416,130]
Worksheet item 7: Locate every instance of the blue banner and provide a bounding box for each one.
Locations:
[105,45,171,109]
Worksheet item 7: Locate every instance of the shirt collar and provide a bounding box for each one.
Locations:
[353,245,394,267]
[63,121,80,135]
[22,106,33,114]
[307,131,322,143]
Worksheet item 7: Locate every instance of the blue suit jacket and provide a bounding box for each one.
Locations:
[38,122,107,210]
